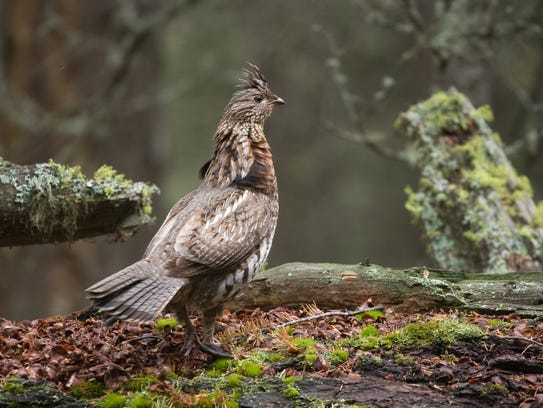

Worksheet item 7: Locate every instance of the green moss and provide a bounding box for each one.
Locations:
[204,369,223,378]
[473,104,494,122]
[155,318,178,331]
[384,319,485,347]
[359,309,385,320]
[93,164,129,183]
[490,383,507,393]
[302,347,318,366]
[328,348,349,366]
[399,89,543,273]
[0,158,158,241]
[47,159,85,187]
[2,377,26,394]
[68,381,106,399]
[418,90,472,133]
[289,336,319,366]
[224,399,240,408]
[100,392,126,408]
[124,375,160,392]
[292,337,316,349]
[343,319,485,353]
[283,376,298,385]
[262,352,287,362]
[395,90,469,135]
[404,186,422,221]
[459,136,533,203]
[243,350,287,367]
[226,373,242,388]
[93,165,133,197]
[341,325,380,350]
[283,384,300,398]
[237,360,262,378]
[360,325,379,337]
[533,202,543,227]
[140,183,155,216]
[128,393,153,408]
[487,319,513,328]
[214,358,233,372]
[342,326,376,349]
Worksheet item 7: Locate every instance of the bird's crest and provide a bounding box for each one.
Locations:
[239,63,268,92]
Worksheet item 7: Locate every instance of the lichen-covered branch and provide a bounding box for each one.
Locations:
[0,158,159,246]
[397,89,543,273]
[228,262,543,317]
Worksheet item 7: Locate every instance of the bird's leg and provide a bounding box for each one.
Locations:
[197,306,232,358]
[176,306,197,358]
[201,305,221,343]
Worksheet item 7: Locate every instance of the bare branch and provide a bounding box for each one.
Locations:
[315,27,412,164]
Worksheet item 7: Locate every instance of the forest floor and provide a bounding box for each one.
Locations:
[1,305,543,407]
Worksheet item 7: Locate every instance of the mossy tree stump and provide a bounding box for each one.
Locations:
[397,89,543,273]
[0,158,159,246]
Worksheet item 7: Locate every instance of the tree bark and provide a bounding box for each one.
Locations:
[0,159,158,246]
[229,262,543,317]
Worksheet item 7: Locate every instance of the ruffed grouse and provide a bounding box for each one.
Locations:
[86,64,283,357]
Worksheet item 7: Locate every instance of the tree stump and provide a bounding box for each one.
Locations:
[397,89,543,273]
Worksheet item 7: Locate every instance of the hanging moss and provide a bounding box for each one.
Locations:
[0,158,159,243]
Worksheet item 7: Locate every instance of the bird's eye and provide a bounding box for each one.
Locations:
[253,95,263,103]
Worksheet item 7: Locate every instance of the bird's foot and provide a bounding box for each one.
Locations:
[195,336,233,359]
[179,331,232,359]
[180,331,198,359]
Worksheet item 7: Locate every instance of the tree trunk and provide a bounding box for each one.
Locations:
[397,89,543,273]
[0,158,158,246]
[229,262,543,317]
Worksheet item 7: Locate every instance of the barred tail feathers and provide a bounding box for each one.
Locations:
[86,259,157,298]
[86,260,188,323]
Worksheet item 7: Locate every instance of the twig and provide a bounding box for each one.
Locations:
[491,334,543,348]
[316,27,412,164]
[267,305,384,331]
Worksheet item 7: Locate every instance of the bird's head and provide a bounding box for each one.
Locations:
[222,64,284,124]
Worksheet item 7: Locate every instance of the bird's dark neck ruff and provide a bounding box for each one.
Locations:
[203,122,277,195]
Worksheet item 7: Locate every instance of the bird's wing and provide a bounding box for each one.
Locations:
[143,190,199,259]
[170,187,276,277]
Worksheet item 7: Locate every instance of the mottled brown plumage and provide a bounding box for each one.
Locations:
[86,64,283,357]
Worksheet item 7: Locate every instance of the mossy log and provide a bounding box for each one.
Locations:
[0,158,158,246]
[397,89,543,273]
[0,378,92,408]
[229,262,543,317]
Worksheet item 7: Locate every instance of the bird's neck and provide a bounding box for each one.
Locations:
[204,122,277,195]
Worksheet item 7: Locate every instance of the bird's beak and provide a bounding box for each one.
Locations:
[272,96,285,105]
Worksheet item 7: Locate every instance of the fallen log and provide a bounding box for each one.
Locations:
[229,262,543,317]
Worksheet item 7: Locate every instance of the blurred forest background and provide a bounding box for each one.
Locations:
[1,0,542,320]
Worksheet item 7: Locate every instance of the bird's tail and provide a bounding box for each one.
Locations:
[85,260,188,323]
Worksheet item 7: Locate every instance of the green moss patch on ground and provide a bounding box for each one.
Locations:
[1,307,542,407]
